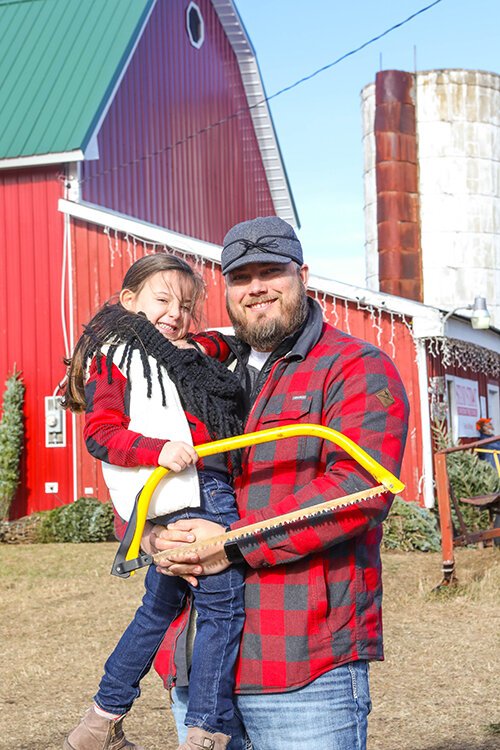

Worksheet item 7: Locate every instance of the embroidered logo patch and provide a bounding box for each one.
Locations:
[375,388,395,407]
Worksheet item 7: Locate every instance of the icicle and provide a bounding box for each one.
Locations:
[389,312,396,359]
[441,338,452,368]
[344,298,351,335]
[322,293,331,323]
[331,296,339,327]
[376,308,383,348]
[319,292,327,320]
[113,229,120,262]
[104,226,116,267]
[124,233,133,265]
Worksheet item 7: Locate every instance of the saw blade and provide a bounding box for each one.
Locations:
[152,483,387,564]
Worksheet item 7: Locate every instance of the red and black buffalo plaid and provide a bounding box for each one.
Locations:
[155,300,409,694]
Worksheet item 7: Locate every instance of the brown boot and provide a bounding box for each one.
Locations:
[63,706,143,750]
[177,726,231,750]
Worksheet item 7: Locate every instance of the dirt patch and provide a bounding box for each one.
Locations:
[0,543,498,750]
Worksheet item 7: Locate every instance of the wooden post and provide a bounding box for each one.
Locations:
[434,452,456,585]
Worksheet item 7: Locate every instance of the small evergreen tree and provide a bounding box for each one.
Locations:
[0,369,25,519]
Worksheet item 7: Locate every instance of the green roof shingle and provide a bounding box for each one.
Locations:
[0,0,154,160]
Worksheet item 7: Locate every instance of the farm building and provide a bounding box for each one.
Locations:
[1,3,499,520]
[0,0,296,517]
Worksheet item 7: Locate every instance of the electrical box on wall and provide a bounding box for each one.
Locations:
[45,396,66,447]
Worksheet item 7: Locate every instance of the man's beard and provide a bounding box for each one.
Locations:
[226,282,309,352]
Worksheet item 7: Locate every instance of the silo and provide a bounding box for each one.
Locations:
[362,69,500,327]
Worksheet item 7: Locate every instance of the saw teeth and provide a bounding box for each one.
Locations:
[152,485,387,564]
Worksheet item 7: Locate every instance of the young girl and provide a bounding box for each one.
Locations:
[63,255,245,750]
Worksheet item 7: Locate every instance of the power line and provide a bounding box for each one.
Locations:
[0,0,52,7]
[263,0,443,101]
[80,0,444,184]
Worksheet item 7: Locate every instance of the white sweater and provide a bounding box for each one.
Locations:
[99,346,201,522]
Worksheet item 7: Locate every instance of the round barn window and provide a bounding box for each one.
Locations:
[186,2,205,49]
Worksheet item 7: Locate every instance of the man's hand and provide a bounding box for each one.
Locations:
[158,441,199,473]
[140,520,156,556]
[152,518,229,585]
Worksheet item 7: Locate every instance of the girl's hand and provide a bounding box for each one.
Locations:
[158,441,199,472]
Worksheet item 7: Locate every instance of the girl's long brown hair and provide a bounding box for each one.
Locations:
[63,254,205,413]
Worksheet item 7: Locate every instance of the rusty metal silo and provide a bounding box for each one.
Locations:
[362,69,500,327]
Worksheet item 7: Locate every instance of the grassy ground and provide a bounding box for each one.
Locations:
[0,543,498,750]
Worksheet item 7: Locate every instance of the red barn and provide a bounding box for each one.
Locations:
[0,0,296,517]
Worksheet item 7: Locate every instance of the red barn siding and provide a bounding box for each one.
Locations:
[81,0,275,244]
[0,168,70,517]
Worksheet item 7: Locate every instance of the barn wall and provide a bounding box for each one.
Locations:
[0,167,71,517]
[81,0,275,245]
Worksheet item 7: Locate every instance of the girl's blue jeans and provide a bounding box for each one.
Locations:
[94,471,245,735]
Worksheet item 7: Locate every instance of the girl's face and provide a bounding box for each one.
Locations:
[120,270,195,340]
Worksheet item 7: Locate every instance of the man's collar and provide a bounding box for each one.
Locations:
[283,297,324,360]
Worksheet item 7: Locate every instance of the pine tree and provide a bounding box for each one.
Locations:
[0,370,25,519]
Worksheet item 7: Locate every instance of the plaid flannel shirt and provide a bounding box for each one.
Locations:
[155,299,409,694]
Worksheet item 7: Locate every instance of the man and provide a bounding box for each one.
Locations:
[153,216,409,749]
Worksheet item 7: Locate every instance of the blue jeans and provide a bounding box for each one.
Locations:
[95,471,245,735]
[172,661,371,749]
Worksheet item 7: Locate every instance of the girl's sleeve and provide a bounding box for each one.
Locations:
[84,358,165,467]
[190,331,231,361]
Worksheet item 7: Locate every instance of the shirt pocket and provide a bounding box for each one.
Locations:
[258,394,313,426]
[256,394,313,464]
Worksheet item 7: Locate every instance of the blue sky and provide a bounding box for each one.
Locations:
[234,0,499,286]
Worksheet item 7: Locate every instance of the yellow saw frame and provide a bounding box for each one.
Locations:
[111,423,405,577]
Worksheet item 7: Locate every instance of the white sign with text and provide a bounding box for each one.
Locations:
[452,376,480,438]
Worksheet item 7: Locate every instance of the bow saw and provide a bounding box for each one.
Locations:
[111,423,405,578]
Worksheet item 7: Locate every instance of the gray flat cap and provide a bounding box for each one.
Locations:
[221,216,303,275]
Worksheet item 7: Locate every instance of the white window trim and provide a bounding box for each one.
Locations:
[186,2,205,49]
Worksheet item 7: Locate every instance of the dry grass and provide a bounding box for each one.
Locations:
[0,543,498,750]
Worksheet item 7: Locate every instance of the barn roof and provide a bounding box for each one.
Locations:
[0,0,154,163]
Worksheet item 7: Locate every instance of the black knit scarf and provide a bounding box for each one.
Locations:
[83,303,244,443]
